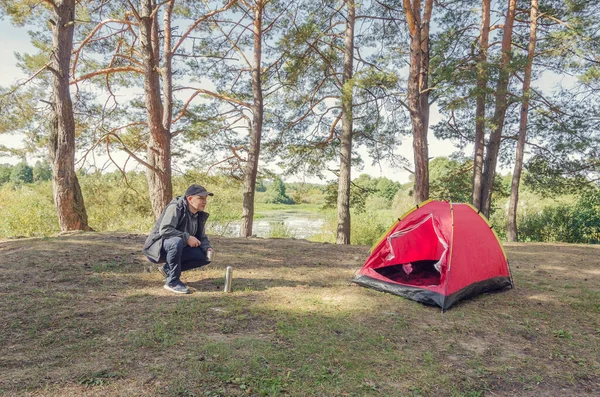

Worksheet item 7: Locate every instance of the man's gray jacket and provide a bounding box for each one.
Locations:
[142,196,211,263]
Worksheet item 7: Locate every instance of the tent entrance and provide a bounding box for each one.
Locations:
[373,214,448,287]
[374,260,441,286]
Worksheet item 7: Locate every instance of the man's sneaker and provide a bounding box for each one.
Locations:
[158,265,167,278]
[164,282,190,294]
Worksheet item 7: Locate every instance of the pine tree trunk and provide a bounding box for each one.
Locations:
[480,0,517,218]
[508,0,538,242]
[472,0,490,210]
[161,0,174,131]
[335,0,355,245]
[50,0,91,232]
[140,0,172,218]
[405,0,433,204]
[240,1,264,238]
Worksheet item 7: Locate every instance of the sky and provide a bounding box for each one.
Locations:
[0,19,459,185]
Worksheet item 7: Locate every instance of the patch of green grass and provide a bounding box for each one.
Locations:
[128,320,181,348]
[553,329,574,339]
[78,369,122,387]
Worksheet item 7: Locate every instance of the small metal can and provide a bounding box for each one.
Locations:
[207,249,215,262]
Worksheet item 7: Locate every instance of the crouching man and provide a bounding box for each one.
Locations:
[142,184,215,294]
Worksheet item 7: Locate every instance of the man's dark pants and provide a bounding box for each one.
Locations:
[160,236,210,286]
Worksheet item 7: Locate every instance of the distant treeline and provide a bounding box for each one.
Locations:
[1,157,598,245]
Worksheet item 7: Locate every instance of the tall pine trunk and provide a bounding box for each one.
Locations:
[480,0,517,218]
[50,0,91,232]
[240,1,264,237]
[472,0,490,210]
[508,0,538,241]
[404,0,433,203]
[336,0,355,245]
[140,0,172,218]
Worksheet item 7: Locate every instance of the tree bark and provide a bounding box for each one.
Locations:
[508,0,538,241]
[240,1,264,238]
[50,0,91,232]
[472,0,490,210]
[404,0,433,204]
[140,0,172,218]
[480,0,517,218]
[335,0,355,245]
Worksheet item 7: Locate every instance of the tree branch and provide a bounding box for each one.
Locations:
[71,66,144,84]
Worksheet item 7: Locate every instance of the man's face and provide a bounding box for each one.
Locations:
[188,194,208,212]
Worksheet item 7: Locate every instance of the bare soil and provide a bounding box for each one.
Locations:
[0,233,599,396]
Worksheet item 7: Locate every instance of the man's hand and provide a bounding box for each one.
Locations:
[187,236,201,247]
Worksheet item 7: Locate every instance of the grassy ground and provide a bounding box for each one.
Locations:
[0,233,599,396]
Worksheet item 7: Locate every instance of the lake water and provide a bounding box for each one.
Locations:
[209,210,327,239]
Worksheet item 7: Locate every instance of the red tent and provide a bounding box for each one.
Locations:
[353,200,513,310]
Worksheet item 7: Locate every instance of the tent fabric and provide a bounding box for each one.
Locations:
[353,200,513,310]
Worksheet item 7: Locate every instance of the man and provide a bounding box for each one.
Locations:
[142,184,215,294]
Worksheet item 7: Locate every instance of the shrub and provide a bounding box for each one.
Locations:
[0,183,59,237]
[350,210,389,246]
[10,162,33,184]
[391,188,415,216]
[81,171,154,232]
[263,178,294,204]
[512,189,600,244]
[0,164,12,184]
[32,161,52,182]
[268,221,295,238]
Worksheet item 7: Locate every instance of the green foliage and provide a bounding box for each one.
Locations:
[0,162,597,246]
[516,189,600,244]
[0,170,246,238]
[315,203,392,246]
[263,178,294,204]
[524,155,592,195]
[0,163,12,184]
[81,171,155,233]
[350,210,390,246]
[32,160,52,182]
[286,182,324,205]
[0,183,59,237]
[267,221,295,239]
[322,174,400,213]
[255,179,267,192]
[10,162,33,184]
[391,186,416,215]
[429,157,472,203]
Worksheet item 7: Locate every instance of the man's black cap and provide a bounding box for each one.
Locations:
[185,184,214,197]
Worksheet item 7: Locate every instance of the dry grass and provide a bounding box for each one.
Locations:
[0,233,599,396]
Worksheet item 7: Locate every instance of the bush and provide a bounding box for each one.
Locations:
[32,161,52,182]
[365,195,392,212]
[0,183,59,237]
[0,164,12,184]
[287,183,324,205]
[10,162,33,184]
[81,171,155,232]
[391,188,415,216]
[516,190,600,244]
[263,178,294,204]
[350,210,390,246]
[268,221,295,238]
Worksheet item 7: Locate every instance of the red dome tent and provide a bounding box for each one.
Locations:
[353,200,513,310]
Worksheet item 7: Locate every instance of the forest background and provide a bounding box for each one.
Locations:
[0,0,599,245]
